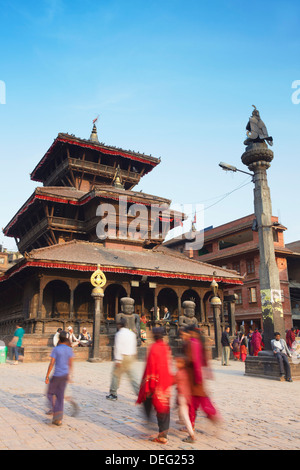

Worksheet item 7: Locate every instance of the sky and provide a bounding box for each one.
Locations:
[0,0,300,251]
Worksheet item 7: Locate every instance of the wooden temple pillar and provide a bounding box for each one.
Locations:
[200,296,205,323]
[177,290,182,318]
[69,288,75,320]
[154,288,158,321]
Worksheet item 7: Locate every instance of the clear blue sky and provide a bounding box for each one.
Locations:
[0,0,300,250]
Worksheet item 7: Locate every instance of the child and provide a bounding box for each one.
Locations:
[45,330,74,426]
[174,355,195,443]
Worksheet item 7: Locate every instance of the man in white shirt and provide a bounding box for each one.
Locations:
[106,317,140,401]
[271,332,292,382]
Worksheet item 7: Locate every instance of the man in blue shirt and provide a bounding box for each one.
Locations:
[45,330,74,426]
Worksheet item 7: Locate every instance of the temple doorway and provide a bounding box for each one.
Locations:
[203,290,213,323]
[104,284,128,320]
[131,285,154,320]
[74,282,94,319]
[181,289,201,320]
[157,287,178,320]
[43,280,70,318]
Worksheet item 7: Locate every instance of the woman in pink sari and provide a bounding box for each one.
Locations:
[182,326,219,432]
[251,329,262,356]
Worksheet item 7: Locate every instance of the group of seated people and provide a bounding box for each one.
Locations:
[53,326,92,348]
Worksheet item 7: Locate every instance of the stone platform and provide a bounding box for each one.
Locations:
[245,351,300,381]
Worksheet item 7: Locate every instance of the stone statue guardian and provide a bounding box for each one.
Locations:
[179,300,199,329]
[116,297,141,345]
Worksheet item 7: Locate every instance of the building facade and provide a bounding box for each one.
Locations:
[285,241,300,329]
[165,214,293,334]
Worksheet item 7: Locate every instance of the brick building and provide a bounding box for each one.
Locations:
[285,240,300,328]
[165,214,293,333]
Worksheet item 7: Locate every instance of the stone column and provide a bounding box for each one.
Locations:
[89,265,107,362]
[242,142,285,349]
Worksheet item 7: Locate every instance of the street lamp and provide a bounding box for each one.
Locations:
[219,162,254,178]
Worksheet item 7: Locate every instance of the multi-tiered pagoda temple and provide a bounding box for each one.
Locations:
[0,122,242,359]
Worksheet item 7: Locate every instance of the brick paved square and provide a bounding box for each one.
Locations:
[0,359,299,450]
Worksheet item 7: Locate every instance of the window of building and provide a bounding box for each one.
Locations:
[273,228,279,243]
[248,287,257,303]
[246,259,255,274]
[232,262,240,274]
[235,291,243,305]
[198,243,213,256]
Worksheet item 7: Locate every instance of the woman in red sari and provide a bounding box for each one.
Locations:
[136,327,173,444]
[239,333,248,362]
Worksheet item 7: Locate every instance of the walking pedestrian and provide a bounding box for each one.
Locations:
[136,327,173,444]
[9,321,25,365]
[106,317,139,401]
[221,326,232,366]
[271,332,293,382]
[173,355,195,443]
[45,330,74,425]
[182,326,219,432]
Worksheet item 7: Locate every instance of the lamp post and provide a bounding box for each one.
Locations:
[89,264,107,362]
[219,106,285,350]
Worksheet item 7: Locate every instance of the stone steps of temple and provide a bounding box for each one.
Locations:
[7,345,113,363]
[2,328,182,363]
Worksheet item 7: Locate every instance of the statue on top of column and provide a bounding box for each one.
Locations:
[243,105,273,147]
[179,300,198,329]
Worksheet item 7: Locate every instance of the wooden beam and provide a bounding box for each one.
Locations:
[49,229,57,245]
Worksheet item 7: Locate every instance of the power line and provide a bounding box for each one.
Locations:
[180,177,252,217]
